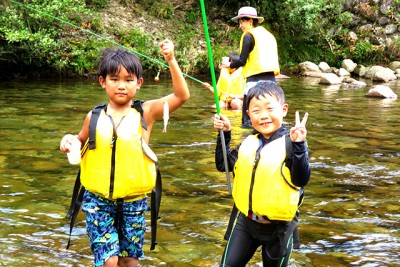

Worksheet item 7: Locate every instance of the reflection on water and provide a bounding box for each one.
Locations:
[0,76,399,266]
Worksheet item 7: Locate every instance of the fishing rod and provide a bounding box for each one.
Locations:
[200,0,232,195]
[9,0,204,84]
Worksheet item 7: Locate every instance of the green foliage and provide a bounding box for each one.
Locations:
[148,3,174,19]
[0,0,101,75]
[348,39,385,64]
[387,38,400,60]
[0,0,397,78]
[278,37,337,68]
[116,28,161,71]
[86,0,109,10]
[186,8,200,23]
[134,0,173,19]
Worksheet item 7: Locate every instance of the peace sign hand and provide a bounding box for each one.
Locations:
[290,111,309,142]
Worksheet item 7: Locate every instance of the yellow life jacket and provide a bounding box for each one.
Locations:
[227,67,246,97]
[80,105,157,200]
[216,68,230,101]
[239,26,280,78]
[233,134,300,221]
[217,68,246,102]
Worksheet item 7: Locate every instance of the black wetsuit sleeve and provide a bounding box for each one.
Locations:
[290,141,311,187]
[215,130,239,172]
[230,33,254,69]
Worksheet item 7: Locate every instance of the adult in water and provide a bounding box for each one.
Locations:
[220,6,280,128]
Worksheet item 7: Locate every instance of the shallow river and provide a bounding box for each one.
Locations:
[0,75,399,266]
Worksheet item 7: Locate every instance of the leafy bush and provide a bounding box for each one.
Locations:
[350,39,385,65]
[0,0,101,76]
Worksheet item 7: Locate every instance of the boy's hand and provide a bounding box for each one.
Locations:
[290,111,308,142]
[214,113,231,131]
[202,82,212,89]
[219,62,230,69]
[60,134,81,153]
[159,39,175,62]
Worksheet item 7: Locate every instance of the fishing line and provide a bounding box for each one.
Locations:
[9,0,204,84]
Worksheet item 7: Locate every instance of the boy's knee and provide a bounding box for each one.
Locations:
[118,257,140,267]
[102,255,118,267]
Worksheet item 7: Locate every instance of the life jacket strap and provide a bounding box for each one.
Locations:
[115,198,124,241]
[150,165,162,250]
[66,169,86,249]
[88,101,147,150]
[88,104,106,150]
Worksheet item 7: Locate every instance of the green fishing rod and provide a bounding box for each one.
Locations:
[9,0,204,84]
[200,0,232,195]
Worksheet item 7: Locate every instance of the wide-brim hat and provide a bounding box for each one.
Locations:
[231,6,264,23]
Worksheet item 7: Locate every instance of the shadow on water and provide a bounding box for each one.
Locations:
[0,76,399,266]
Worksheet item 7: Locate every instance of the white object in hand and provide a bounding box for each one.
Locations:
[222,57,229,64]
[67,139,81,165]
[163,101,169,133]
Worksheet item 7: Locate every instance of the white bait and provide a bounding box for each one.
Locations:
[163,101,169,133]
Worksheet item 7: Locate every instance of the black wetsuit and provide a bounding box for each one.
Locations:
[215,126,310,267]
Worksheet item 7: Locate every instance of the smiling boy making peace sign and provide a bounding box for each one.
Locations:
[213,81,310,267]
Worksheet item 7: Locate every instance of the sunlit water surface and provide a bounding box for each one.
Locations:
[0,76,399,267]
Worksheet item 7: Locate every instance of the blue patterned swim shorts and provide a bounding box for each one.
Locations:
[82,190,149,267]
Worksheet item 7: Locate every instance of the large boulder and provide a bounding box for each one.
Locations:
[318,62,331,73]
[353,65,367,77]
[301,71,323,78]
[388,61,400,70]
[365,85,398,98]
[341,59,357,73]
[320,73,342,85]
[372,69,397,83]
[299,61,321,73]
[365,66,387,78]
[335,68,351,77]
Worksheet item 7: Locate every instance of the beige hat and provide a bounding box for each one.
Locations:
[231,6,264,23]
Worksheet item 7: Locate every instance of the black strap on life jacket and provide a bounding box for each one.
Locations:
[112,166,162,251]
[88,101,147,150]
[65,169,86,249]
[150,165,162,250]
[88,104,106,149]
[66,100,161,250]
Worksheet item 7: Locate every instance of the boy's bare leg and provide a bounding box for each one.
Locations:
[118,257,140,267]
[102,256,118,267]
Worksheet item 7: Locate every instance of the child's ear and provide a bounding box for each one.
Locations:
[282,103,289,117]
[99,76,106,88]
[137,77,144,88]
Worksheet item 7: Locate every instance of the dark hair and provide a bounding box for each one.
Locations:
[245,81,285,108]
[240,17,259,27]
[229,53,240,63]
[252,19,259,27]
[98,47,143,79]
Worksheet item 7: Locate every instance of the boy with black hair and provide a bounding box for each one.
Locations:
[60,39,189,267]
[213,81,310,266]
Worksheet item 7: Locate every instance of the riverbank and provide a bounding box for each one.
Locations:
[1,0,400,79]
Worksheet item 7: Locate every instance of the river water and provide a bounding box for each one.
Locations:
[0,75,399,267]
